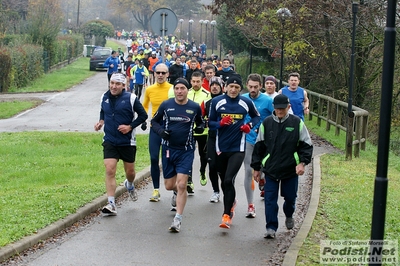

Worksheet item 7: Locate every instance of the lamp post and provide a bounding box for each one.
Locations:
[199,20,204,43]
[276,8,292,89]
[211,20,216,54]
[188,19,194,42]
[204,20,209,46]
[179,19,184,40]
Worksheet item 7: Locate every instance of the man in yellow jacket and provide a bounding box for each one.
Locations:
[187,71,211,193]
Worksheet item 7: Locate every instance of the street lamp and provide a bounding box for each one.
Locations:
[211,20,217,54]
[204,20,209,46]
[276,8,292,89]
[188,19,194,42]
[199,20,204,43]
[179,19,184,40]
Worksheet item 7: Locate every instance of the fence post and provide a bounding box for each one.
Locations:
[354,115,362,157]
[317,96,323,126]
[361,115,368,151]
[309,92,315,121]
[336,105,343,136]
[346,114,354,160]
[326,100,332,131]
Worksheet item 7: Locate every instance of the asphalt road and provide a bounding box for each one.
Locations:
[0,72,318,266]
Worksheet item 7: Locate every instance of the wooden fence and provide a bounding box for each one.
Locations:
[306,90,369,159]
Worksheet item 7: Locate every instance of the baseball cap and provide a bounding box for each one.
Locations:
[273,94,290,108]
[151,51,156,55]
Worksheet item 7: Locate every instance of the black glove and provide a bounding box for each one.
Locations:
[194,124,205,134]
[141,122,147,131]
[159,130,171,140]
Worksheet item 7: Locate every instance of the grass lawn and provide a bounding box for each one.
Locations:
[296,118,400,265]
[0,100,43,119]
[0,39,123,118]
[0,132,149,247]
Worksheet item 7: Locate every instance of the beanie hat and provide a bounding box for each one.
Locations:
[209,76,224,89]
[225,74,243,90]
[174,78,190,89]
[265,75,276,83]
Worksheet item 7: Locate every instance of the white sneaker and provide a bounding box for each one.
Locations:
[102,203,117,216]
[169,217,181,232]
[209,192,220,203]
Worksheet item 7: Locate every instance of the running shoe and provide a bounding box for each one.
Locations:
[149,189,160,202]
[209,192,220,203]
[187,181,194,194]
[219,214,232,229]
[264,228,276,239]
[285,217,294,229]
[169,217,181,232]
[246,204,256,218]
[200,172,207,186]
[102,203,117,216]
[124,179,138,201]
[230,199,237,220]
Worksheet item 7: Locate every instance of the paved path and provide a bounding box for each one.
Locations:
[0,72,322,265]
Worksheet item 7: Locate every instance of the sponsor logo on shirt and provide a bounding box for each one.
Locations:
[170,116,191,122]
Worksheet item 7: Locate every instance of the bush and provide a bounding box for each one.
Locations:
[234,54,278,86]
[49,34,84,66]
[0,50,12,92]
[0,34,84,91]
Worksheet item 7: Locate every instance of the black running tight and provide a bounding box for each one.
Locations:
[216,152,245,215]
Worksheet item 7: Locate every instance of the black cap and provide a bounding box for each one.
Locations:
[139,59,144,64]
[174,78,190,89]
[225,74,243,90]
[273,94,290,108]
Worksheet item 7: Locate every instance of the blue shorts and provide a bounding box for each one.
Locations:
[162,146,194,179]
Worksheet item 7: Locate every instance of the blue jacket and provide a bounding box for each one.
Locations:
[208,94,260,153]
[99,90,147,146]
[103,56,120,74]
[242,92,274,145]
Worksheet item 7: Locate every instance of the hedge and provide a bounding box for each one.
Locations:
[0,34,84,92]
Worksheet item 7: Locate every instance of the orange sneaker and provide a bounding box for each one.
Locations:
[219,214,231,229]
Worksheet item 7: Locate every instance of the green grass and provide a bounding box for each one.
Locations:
[0,100,43,119]
[0,132,149,247]
[106,39,123,51]
[0,39,123,118]
[297,118,400,265]
[8,57,95,93]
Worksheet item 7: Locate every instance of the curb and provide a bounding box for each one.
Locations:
[282,154,323,266]
[0,166,151,263]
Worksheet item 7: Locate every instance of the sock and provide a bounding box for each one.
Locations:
[127,181,134,189]
[175,213,182,221]
[108,196,115,206]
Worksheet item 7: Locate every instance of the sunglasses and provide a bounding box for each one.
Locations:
[156,71,167,75]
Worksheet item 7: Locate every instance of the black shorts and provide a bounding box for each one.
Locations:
[102,142,136,163]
